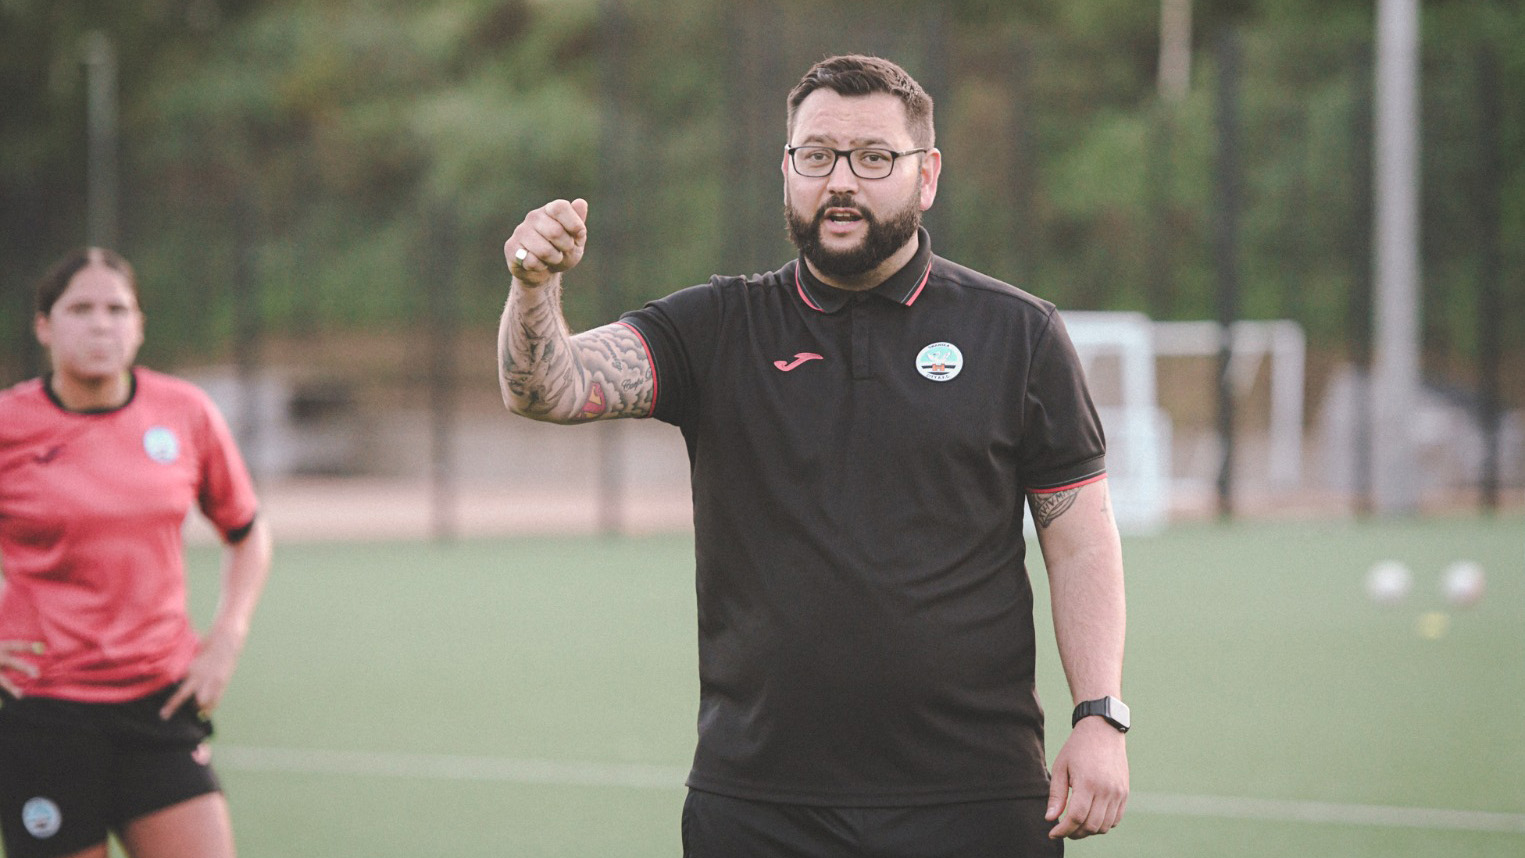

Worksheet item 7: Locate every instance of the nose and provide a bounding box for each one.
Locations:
[825,154,861,194]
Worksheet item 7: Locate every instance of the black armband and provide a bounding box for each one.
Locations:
[224,514,258,545]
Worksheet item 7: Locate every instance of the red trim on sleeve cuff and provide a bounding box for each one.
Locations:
[614,320,658,413]
[1026,472,1107,494]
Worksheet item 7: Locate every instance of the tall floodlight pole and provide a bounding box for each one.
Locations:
[596,0,629,536]
[1372,0,1422,513]
[1158,0,1192,103]
[82,31,119,250]
[1213,28,1242,520]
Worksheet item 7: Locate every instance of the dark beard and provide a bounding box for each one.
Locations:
[785,192,921,279]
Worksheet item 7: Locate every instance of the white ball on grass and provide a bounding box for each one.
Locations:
[1365,560,1411,605]
[1441,560,1486,608]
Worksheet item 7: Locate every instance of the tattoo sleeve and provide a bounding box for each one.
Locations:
[1028,487,1080,529]
[498,277,654,423]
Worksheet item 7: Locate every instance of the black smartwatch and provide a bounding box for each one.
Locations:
[1072,696,1130,733]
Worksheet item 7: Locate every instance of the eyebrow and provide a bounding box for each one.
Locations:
[795,133,895,148]
[61,297,135,310]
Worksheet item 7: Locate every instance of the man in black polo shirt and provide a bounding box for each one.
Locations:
[497,54,1128,857]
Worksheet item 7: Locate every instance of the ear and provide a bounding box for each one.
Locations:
[919,148,942,211]
[33,313,51,349]
[782,150,794,203]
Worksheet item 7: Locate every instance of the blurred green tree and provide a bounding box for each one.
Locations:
[0,0,1519,410]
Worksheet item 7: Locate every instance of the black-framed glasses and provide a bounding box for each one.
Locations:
[786,145,927,179]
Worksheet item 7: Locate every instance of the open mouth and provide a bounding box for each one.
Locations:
[821,207,865,235]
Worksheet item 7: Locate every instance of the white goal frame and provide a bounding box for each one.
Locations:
[1062,312,1171,534]
[1151,319,1307,491]
[1060,312,1308,532]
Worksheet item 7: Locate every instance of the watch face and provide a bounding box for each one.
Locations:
[1074,697,1131,732]
[1106,697,1131,729]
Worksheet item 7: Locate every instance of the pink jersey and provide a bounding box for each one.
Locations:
[0,368,258,702]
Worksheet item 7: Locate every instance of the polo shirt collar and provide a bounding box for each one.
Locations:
[793,227,934,313]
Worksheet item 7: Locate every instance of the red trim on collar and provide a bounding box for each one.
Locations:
[795,258,934,311]
[903,258,933,306]
[794,264,825,312]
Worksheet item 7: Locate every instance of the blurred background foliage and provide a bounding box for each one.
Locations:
[1,0,1521,403]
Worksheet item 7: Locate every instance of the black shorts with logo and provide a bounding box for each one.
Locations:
[0,684,220,858]
[681,789,1064,858]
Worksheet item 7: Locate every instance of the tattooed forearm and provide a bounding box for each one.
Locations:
[500,281,579,418]
[1029,488,1080,529]
[498,276,653,423]
[571,327,655,418]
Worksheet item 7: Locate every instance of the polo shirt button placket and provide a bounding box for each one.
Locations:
[850,296,872,380]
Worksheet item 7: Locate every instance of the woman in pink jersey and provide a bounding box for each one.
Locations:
[0,248,272,858]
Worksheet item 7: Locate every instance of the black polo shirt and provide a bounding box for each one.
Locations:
[620,228,1105,806]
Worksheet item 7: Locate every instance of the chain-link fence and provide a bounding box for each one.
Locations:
[7,3,1521,537]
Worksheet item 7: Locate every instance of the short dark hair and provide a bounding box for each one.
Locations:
[787,54,934,148]
[35,247,139,316]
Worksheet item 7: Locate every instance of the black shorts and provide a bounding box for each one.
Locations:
[681,789,1064,858]
[0,685,221,858]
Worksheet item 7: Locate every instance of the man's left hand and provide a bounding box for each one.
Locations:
[1046,716,1129,839]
